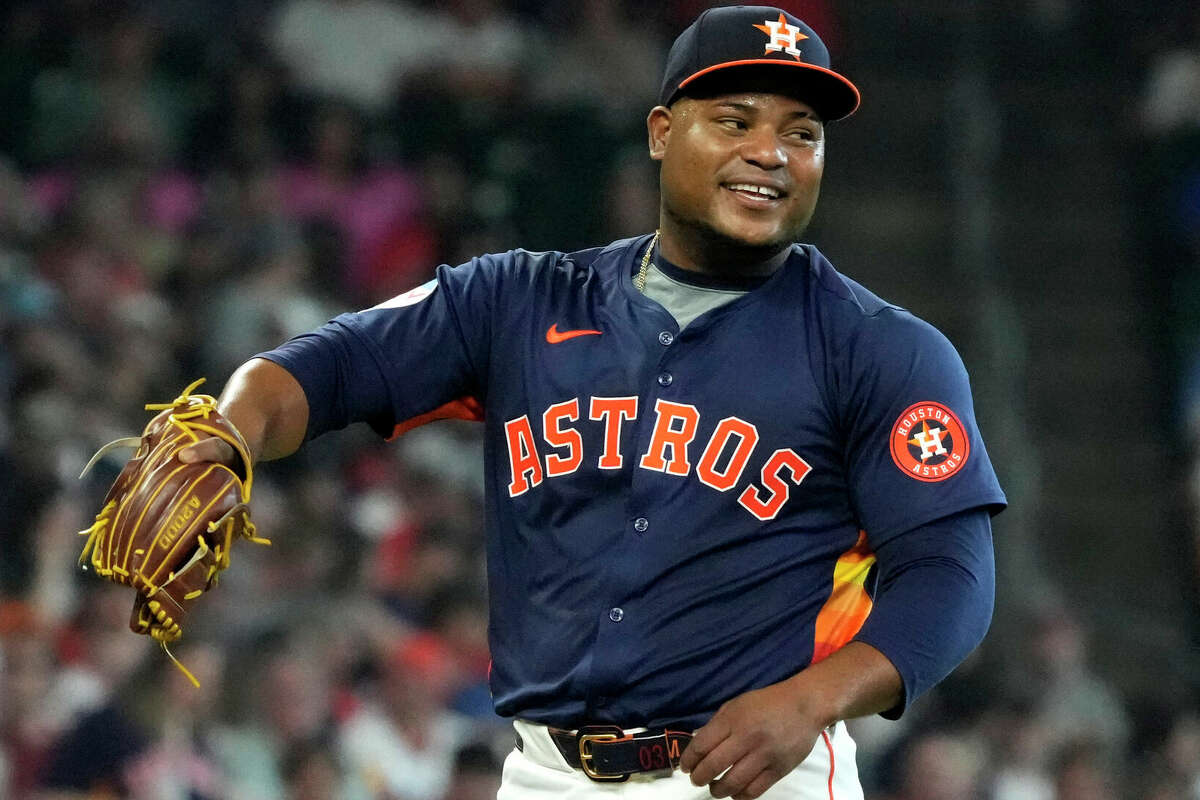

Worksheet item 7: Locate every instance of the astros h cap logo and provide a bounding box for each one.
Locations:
[753,12,807,60]
[658,5,860,121]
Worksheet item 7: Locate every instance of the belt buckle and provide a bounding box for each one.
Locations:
[577,725,628,782]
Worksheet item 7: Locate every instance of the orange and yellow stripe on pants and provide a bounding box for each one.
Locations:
[811,530,876,665]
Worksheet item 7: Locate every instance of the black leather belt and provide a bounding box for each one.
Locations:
[524,724,695,782]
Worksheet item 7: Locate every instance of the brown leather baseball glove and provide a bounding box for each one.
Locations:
[78,379,268,675]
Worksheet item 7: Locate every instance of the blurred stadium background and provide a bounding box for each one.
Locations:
[1,0,1199,798]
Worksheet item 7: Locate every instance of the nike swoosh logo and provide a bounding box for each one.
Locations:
[546,324,602,344]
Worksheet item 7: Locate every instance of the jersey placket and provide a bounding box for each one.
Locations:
[581,316,689,715]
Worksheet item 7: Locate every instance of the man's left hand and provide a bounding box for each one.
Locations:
[678,641,903,799]
[678,679,831,799]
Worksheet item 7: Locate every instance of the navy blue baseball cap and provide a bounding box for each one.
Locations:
[658,5,860,121]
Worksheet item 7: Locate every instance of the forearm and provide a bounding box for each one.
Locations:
[780,640,902,728]
[218,358,309,463]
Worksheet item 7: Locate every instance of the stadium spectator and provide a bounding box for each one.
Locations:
[338,632,473,800]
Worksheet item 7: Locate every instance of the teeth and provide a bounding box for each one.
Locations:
[728,183,781,199]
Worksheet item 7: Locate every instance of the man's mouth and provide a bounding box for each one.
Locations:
[725,183,785,201]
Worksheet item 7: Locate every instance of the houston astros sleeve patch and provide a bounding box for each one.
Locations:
[889,401,970,482]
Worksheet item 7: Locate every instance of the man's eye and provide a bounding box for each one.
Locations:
[786,129,818,142]
[718,118,747,130]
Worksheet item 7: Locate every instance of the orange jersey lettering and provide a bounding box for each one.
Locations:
[505,415,544,496]
[737,448,813,521]
[638,400,701,476]
[543,399,583,477]
[589,396,638,469]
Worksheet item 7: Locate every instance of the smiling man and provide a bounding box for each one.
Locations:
[147,6,1006,800]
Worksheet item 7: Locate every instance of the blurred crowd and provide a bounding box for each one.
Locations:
[1143,8,1200,512]
[0,1,1198,798]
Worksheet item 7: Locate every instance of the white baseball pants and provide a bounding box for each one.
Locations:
[498,719,864,800]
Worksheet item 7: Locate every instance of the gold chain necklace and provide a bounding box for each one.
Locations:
[634,230,660,293]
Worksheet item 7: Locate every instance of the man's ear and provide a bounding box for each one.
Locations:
[647,105,672,161]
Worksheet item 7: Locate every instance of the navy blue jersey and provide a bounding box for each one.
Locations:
[260,234,1006,729]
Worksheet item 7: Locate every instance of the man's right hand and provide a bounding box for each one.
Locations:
[179,436,237,466]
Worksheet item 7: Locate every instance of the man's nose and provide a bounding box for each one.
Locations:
[739,127,786,170]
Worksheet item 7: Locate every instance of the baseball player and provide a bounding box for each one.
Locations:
[179,6,1006,799]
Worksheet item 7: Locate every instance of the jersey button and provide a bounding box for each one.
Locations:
[658,331,674,346]
[633,517,649,532]
[609,607,624,622]
[657,372,673,386]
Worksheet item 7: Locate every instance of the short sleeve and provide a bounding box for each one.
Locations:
[256,253,501,440]
[838,308,1006,545]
